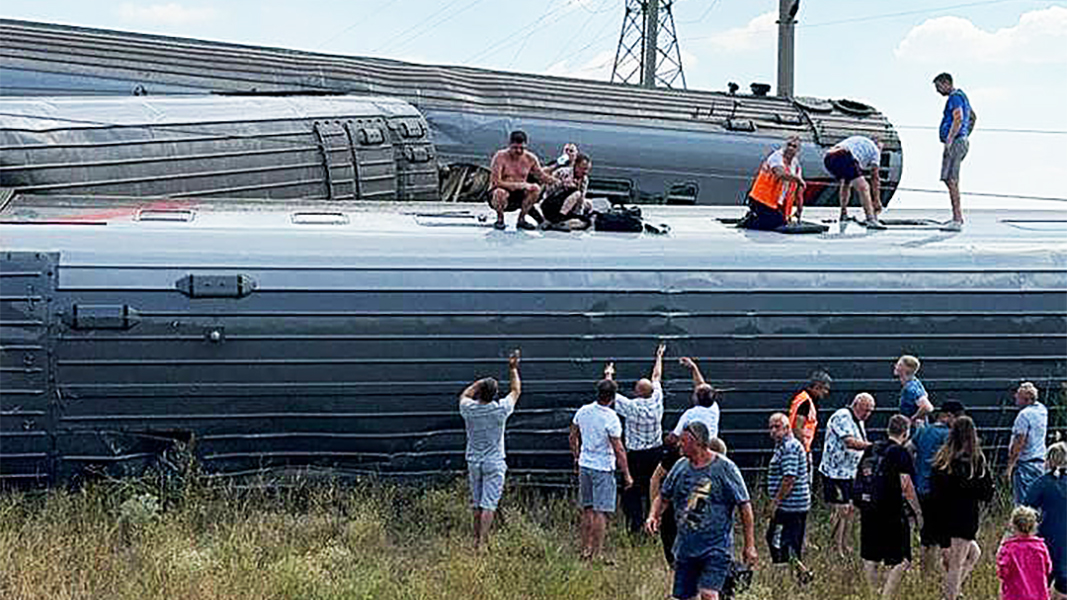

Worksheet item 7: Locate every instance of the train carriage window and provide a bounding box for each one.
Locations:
[666,182,699,205]
[137,209,194,222]
[291,211,349,225]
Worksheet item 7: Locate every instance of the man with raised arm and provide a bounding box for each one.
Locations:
[488,130,557,230]
[610,342,667,534]
[570,371,633,562]
[646,421,759,600]
[459,349,522,546]
[672,357,721,442]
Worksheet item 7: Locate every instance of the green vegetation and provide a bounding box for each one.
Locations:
[0,475,1015,600]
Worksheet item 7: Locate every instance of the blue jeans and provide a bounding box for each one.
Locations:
[1012,460,1044,505]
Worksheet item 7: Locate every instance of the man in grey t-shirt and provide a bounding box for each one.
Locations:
[459,349,521,546]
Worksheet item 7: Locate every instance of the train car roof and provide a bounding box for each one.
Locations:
[1,194,1065,286]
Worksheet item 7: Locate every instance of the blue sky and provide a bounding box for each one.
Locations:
[3,0,1066,210]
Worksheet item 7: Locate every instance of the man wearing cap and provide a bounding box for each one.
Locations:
[1008,381,1048,505]
[647,421,759,600]
[906,399,965,573]
[788,370,832,459]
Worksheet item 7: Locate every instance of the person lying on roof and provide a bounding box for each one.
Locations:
[539,153,593,230]
[738,135,806,231]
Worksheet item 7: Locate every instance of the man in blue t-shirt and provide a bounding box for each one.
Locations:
[646,421,758,600]
[906,399,964,574]
[894,354,934,425]
[933,72,977,232]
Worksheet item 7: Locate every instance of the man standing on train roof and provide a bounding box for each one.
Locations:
[823,135,885,230]
[788,370,832,458]
[894,354,934,426]
[933,72,976,232]
[488,130,558,231]
[609,342,667,535]
[458,349,521,547]
[738,135,806,231]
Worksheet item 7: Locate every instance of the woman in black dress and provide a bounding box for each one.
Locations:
[929,416,994,600]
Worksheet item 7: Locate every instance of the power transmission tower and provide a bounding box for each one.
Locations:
[610,0,686,89]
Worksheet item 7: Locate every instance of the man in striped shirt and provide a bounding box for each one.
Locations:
[766,412,814,583]
[608,342,667,534]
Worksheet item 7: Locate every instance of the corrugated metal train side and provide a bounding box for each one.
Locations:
[1,200,1064,486]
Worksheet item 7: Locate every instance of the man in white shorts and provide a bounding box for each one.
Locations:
[459,349,521,546]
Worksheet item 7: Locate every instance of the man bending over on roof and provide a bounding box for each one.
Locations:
[823,135,885,230]
[489,130,557,230]
[739,135,806,231]
[540,153,593,229]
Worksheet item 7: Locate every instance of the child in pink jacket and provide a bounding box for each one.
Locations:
[998,506,1052,600]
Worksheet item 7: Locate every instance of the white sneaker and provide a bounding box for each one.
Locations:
[940,220,963,232]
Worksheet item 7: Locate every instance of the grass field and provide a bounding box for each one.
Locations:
[0,474,1016,600]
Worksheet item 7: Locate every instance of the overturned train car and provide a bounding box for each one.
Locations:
[0,18,901,206]
[1,196,1064,486]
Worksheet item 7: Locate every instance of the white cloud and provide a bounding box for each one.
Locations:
[117,3,219,26]
[544,50,616,81]
[895,6,1067,64]
[704,11,776,53]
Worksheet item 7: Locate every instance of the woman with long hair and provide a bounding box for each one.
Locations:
[929,415,995,600]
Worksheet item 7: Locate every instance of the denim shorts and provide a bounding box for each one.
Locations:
[673,551,730,598]
[468,460,506,510]
[578,467,616,512]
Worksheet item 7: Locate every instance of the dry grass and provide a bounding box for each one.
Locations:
[0,475,1015,600]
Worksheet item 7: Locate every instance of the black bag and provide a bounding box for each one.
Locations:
[721,559,753,600]
[852,440,890,511]
[594,204,643,232]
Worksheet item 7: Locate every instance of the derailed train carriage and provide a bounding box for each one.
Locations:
[0,18,902,207]
[1,195,1064,486]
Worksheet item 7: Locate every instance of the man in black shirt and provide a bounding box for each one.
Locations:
[858,414,922,599]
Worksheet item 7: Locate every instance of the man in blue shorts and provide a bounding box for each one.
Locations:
[646,421,758,600]
[933,72,976,232]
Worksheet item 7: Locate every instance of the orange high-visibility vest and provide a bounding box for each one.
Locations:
[748,154,800,218]
[788,390,818,453]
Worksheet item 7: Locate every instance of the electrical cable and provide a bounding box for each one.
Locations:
[372,0,468,54]
[318,0,402,51]
[464,1,575,63]
[386,0,490,55]
[895,125,1067,135]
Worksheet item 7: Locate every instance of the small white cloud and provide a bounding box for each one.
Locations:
[895,6,1067,64]
[544,50,616,81]
[117,3,219,26]
[704,11,776,53]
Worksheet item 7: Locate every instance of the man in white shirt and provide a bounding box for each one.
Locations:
[823,135,885,230]
[671,357,722,441]
[570,377,633,561]
[458,349,521,546]
[609,342,667,534]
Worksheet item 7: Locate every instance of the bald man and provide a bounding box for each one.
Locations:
[608,342,667,534]
[819,393,875,557]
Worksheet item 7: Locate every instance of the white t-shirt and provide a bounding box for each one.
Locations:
[833,136,880,170]
[764,148,802,205]
[671,404,720,440]
[572,402,623,472]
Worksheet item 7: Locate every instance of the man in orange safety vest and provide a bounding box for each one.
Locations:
[738,135,806,230]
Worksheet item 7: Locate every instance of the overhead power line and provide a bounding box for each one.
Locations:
[895,125,1067,135]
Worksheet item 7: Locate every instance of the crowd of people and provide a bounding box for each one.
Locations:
[458,347,1063,600]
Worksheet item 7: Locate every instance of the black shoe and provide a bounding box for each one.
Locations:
[516,219,537,230]
[493,221,506,230]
